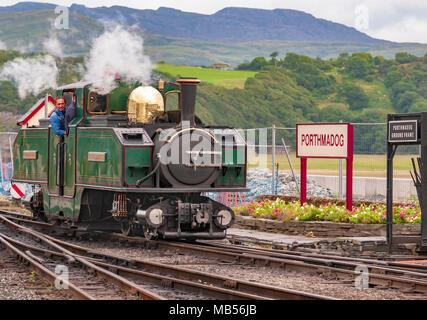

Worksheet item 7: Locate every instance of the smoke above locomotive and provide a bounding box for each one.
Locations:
[83,25,152,94]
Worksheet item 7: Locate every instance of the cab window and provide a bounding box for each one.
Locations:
[88,91,109,115]
[63,90,75,107]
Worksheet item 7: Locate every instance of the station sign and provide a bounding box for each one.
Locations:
[296,122,354,211]
[388,120,418,143]
[296,123,352,159]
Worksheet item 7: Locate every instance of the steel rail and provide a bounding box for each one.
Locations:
[40,234,334,300]
[0,215,164,300]
[3,209,427,277]
[3,209,427,294]
[0,210,335,300]
[197,241,427,276]
[49,230,427,294]
[0,232,330,300]
[0,234,95,300]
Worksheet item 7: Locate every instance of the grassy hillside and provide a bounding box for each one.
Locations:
[0,49,426,160]
[155,64,257,89]
[0,10,103,55]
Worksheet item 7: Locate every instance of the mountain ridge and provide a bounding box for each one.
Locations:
[0,3,425,67]
[0,2,391,44]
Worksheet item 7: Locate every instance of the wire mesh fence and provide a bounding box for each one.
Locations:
[1,124,419,204]
[212,123,419,205]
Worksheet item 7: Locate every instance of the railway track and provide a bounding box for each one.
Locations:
[4,207,427,297]
[92,229,427,295]
[0,215,163,300]
[0,210,332,300]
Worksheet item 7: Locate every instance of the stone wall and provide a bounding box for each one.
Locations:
[234,215,420,238]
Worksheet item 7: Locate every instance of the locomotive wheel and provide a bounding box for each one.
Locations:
[28,197,46,221]
[143,226,158,241]
[120,219,133,236]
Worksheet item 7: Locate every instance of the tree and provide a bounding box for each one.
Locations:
[377,59,396,76]
[237,56,268,71]
[319,103,352,122]
[345,55,370,79]
[338,83,369,110]
[374,56,384,65]
[384,70,403,88]
[409,99,427,113]
[390,81,417,106]
[352,52,374,65]
[333,53,349,67]
[396,91,421,113]
[395,52,419,64]
[270,51,279,66]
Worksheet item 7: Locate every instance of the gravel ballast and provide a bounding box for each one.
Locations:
[60,237,426,300]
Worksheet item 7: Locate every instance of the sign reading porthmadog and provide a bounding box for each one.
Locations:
[296,122,353,211]
[296,123,351,158]
[388,120,418,143]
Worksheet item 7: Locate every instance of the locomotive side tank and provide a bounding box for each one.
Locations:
[12,77,247,240]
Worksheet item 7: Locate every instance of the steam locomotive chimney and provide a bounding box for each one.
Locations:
[177,78,200,126]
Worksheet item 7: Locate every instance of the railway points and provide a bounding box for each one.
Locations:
[1,206,426,300]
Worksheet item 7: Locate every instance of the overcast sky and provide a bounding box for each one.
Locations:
[3,0,427,43]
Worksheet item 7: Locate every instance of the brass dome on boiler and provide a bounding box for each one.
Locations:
[127,86,165,124]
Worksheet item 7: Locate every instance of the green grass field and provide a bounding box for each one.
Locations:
[155,64,258,89]
[249,154,418,178]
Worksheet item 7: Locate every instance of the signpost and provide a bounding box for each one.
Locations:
[296,123,353,210]
[387,113,424,251]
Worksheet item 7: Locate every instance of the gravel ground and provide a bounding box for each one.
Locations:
[62,237,426,300]
[0,250,74,300]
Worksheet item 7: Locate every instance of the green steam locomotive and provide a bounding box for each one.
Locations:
[12,77,247,240]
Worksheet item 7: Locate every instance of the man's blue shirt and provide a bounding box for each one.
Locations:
[50,108,67,136]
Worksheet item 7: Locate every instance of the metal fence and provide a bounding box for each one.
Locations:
[233,123,419,204]
[1,124,418,203]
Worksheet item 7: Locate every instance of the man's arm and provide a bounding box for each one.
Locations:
[50,114,65,136]
[64,101,76,136]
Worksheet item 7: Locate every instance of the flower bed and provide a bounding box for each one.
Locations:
[234,198,421,224]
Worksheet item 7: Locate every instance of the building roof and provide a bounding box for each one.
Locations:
[17,96,56,126]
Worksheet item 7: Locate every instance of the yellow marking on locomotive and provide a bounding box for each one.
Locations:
[23,150,38,160]
[88,152,106,162]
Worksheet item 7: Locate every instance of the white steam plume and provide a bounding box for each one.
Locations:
[83,25,152,93]
[0,55,58,99]
[43,34,64,57]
